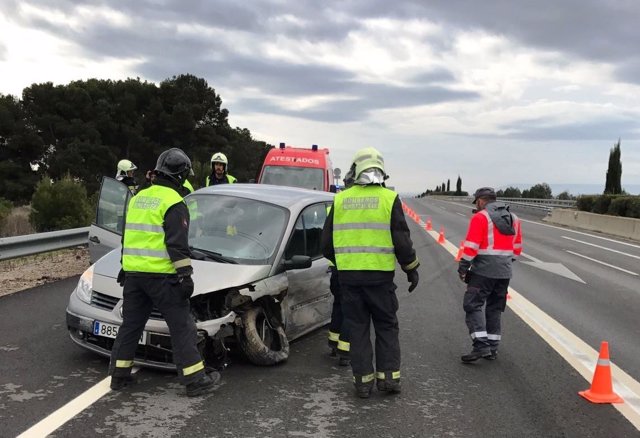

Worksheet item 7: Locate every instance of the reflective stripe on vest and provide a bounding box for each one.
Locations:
[122,185,184,273]
[477,210,514,257]
[333,185,396,271]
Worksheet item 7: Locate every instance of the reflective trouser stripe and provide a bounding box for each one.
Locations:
[376,371,401,380]
[328,331,340,342]
[116,360,134,368]
[183,361,205,376]
[487,334,501,340]
[354,373,376,384]
[470,331,488,339]
[337,340,350,352]
[597,359,610,366]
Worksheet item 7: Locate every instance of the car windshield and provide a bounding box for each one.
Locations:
[261,166,324,191]
[186,194,288,265]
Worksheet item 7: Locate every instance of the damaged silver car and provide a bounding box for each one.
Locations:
[66,179,333,370]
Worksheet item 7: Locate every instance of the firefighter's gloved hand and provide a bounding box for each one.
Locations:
[458,260,471,283]
[407,269,419,292]
[178,275,194,300]
[117,269,125,287]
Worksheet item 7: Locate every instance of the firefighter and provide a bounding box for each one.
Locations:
[116,159,138,193]
[322,147,420,398]
[205,152,237,186]
[458,187,523,362]
[326,166,356,367]
[109,147,221,397]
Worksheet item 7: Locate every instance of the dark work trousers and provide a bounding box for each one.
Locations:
[342,280,400,379]
[462,273,510,352]
[109,275,205,385]
[328,267,350,356]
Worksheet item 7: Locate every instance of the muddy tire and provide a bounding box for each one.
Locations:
[238,306,289,366]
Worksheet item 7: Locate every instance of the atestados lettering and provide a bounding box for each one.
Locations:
[270,156,320,165]
[343,197,380,210]
[133,196,161,210]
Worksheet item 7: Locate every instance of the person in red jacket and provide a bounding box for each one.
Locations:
[458,187,522,362]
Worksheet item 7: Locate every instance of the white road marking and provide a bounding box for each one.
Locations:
[416,219,640,431]
[17,368,139,437]
[562,236,640,260]
[456,212,466,217]
[521,252,543,263]
[565,250,638,276]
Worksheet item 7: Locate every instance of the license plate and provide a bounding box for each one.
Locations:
[93,321,147,344]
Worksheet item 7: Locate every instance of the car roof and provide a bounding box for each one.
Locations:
[191,183,334,209]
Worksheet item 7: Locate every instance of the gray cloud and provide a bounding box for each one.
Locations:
[497,117,640,141]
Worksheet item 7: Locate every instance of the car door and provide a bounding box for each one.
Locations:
[282,202,332,339]
[88,177,131,264]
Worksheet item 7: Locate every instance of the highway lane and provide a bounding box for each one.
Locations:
[1,212,639,436]
[409,197,640,384]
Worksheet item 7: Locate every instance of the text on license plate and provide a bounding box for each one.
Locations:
[93,321,147,344]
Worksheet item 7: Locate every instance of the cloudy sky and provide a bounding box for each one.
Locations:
[1,0,639,194]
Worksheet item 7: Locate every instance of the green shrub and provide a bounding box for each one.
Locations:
[591,195,615,214]
[607,196,632,217]
[30,174,93,232]
[0,197,13,230]
[626,197,640,219]
[576,195,597,212]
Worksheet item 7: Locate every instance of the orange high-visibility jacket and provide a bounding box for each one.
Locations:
[461,204,522,279]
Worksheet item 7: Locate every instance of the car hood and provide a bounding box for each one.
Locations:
[92,249,273,297]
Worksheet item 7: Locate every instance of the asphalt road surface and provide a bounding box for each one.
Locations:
[1,198,639,437]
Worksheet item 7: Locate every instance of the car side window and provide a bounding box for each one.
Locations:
[96,177,131,235]
[284,203,327,260]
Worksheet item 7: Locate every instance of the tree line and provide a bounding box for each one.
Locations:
[0,74,272,204]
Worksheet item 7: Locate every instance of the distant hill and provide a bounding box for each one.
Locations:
[499,183,640,196]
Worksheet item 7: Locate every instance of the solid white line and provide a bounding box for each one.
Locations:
[456,212,466,217]
[565,250,638,276]
[520,218,640,249]
[520,252,543,264]
[562,236,640,260]
[416,221,640,430]
[17,369,139,437]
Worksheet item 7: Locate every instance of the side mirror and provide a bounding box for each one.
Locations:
[284,255,312,270]
[329,185,337,193]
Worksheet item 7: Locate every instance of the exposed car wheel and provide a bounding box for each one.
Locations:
[238,306,289,366]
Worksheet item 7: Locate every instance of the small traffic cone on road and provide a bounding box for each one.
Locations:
[579,341,623,404]
[437,227,446,244]
[425,217,432,231]
[455,241,464,261]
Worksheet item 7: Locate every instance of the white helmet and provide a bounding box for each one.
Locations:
[116,159,137,177]
[211,152,228,168]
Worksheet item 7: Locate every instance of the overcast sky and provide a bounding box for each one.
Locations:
[1,0,639,194]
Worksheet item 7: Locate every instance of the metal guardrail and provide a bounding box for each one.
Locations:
[0,227,89,261]
[442,196,577,209]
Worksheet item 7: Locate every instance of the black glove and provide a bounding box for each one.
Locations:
[117,269,125,287]
[179,275,194,300]
[407,269,419,293]
[458,260,471,283]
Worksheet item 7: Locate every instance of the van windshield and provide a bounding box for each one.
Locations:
[260,166,324,190]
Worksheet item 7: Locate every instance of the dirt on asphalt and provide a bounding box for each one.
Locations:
[0,247,90,298]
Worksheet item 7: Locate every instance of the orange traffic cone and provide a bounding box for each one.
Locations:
[437,227,446,244]
[579,341,623,404]
[425,217,432,231]
[455,241,464,261]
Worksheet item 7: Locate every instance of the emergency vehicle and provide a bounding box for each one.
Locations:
[258,143,335,192]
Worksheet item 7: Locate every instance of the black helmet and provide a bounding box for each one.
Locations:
[154,148,193,180]
[472,187,496,204]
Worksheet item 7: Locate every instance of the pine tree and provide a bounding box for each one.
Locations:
[447,179,450,192]
[456,175,462,195]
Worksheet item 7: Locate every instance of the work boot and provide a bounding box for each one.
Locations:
[484,349,498,360]
[110,375,137,390]
[461,349,492,363]
[355,384,373,399]
[377,379,401,394]
[186,371,221,397]
[338,356,351,367]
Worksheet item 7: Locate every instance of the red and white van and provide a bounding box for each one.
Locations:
[258,143,335,192]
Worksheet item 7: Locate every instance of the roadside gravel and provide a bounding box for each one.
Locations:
[0,247,90,298]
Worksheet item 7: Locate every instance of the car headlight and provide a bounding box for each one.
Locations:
[75,265,95,304]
